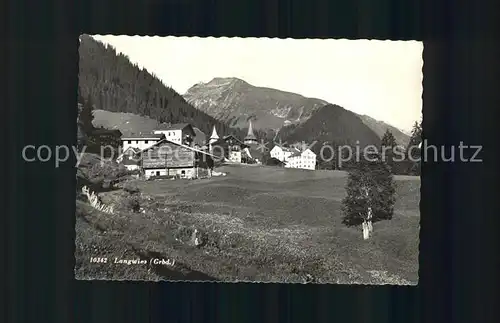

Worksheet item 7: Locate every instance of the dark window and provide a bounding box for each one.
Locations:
[128,141,132,144]
[145,140,148,144]
[156,171,160,176]
[136,141,139,144]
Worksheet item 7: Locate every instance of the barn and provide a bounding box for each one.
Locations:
[140,139,220,179]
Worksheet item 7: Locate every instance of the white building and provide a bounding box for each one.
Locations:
[285,148,317,170]
[121,133,165,151]
[115,147,140,171]
[270,145,296,162]
[153,123,197,146]
[270,144,317,170]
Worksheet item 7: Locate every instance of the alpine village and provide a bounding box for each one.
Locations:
[75,35,421,284]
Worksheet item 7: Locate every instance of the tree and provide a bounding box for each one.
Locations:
[78,35,247,139]
[380,129,398,173]
[341,154,396,240]
[406,120,422,175]
[79,93,95,135]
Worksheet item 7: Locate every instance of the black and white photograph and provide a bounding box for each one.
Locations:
[75,35,422,284]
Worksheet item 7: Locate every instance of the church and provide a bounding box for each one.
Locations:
[207,119,260,164]
[243,119,258,145]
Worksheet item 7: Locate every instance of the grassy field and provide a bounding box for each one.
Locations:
[75,163,420,284]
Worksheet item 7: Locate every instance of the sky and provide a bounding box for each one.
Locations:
[92,35,423,132]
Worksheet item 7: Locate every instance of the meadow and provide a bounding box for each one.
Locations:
[75,163,420,284]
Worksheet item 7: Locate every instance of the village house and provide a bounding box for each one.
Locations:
[140,138,219,179]
[241,145,264,164]
[121,133,165,151]
[153,123,196,146]
[270,144,317,170]
[270,144,297,162]
[285,148,317,170]
[205,122,263,164]
[208,126,249,163]
[224,135,249,163]
[116,147,142,171]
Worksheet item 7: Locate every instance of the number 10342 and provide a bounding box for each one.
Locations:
[90,257,108,263]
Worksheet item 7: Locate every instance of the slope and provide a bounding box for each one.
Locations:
[78,35,238,138]
[358,114,410,147]
[277,104,382,151]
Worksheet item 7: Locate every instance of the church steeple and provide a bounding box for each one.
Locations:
[244,119,258,145]
[209,125,219,145]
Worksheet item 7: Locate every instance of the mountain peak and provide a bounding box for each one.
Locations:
[206,77,247,86]
[183,78,330,130]
[186,77,248,95]
[357,114,410,146]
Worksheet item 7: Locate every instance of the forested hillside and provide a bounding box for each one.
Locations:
[278,104,381,149]
[78,35,261,140]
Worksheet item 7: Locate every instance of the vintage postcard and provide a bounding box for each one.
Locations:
[75,35,422,284]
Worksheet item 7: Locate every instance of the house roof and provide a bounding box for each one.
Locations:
[211,135,249,148]
[140,138,220,159]
[288,147,316,158]
[244,145,266,161]
[121,133,165,140]
[125,147,141,153]
[274,144,300,153]
[223,135,247,145]
[116,147,142,162]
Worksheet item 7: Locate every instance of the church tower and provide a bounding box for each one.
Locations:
[209,125,219,144]
[209,125,219,152]
[244,119,258,145]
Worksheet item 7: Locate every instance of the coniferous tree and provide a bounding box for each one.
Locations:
[77,90,87,150]
[78,34,246,138]
[80,93,95,135]
[406,120,422,175]
[342,154,396,239]
[380,129,398,173]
